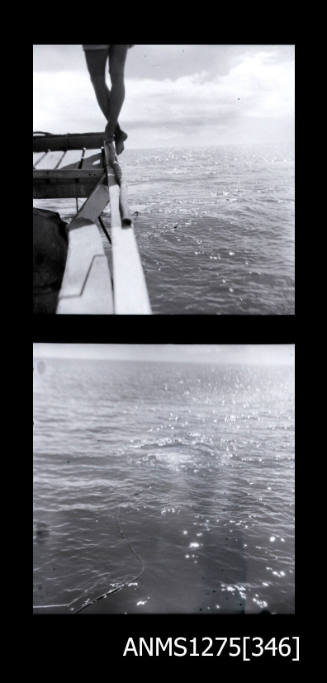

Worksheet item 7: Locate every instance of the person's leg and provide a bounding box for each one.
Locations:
[84,49,111,120]
[105,45,129,143]
[84,47,126,159]
[84,46,128,160]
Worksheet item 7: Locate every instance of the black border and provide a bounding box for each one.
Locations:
[34,316,295,343]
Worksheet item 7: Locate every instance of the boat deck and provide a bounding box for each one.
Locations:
[33,134,106,199]
[33,133,151,315]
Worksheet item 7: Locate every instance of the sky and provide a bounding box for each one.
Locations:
[33,44,294,149]
[33,344,294,366]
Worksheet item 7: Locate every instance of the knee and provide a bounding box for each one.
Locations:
[89,73,106,90]
[109,64,125,86]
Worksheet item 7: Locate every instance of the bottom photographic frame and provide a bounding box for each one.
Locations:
[33,343,294,619]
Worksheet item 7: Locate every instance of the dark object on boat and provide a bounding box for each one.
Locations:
[33,208,68,314]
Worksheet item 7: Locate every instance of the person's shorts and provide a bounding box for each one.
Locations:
[83,45,134,78]
[82,45,134,50]
[82,45,110,50]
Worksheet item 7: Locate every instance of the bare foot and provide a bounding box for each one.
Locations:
[115,128,128,155]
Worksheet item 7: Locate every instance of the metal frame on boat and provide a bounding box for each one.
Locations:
[33,132,151,314]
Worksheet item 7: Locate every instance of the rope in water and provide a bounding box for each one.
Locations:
[33,497,147,614]
[72,505,145,614]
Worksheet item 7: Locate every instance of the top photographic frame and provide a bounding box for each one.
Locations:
[33,44,295,318]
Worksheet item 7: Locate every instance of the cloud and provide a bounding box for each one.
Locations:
[33,48,294,147]
[123,53,294,125]
[33,44,294,80]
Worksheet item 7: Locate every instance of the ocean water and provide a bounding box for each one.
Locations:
[33,357,295,614]
[34,144,294,314]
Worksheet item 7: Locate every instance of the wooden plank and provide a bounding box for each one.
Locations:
[81,151,103,170]
[33,150,104,198]
[57,243,113,314]
[76,176,108,219]
[119,182,132,226]
[57,149,84,170]
[56,178,112,314]
[103,145,151,314]
[33,132,105,152]
[55,150,67,168]
[34,169,102,181]
[33,167,103,199]
[35,151,67,170]
[111,218,151,314]
[33,180,100,199]
[33,152,47,168]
